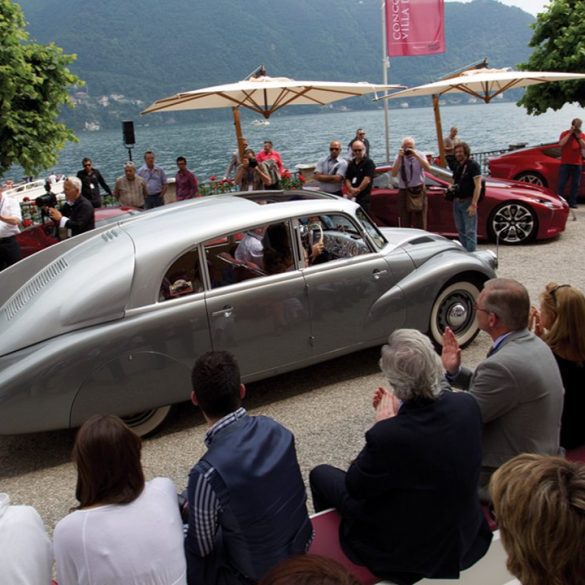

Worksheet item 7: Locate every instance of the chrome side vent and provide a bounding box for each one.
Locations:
[101,228,120,242]
[2,258,69,320]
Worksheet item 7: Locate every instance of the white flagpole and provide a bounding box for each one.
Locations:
[381,0,391,163]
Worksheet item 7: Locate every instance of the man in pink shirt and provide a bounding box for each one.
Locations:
[175,156,199,201]
[256,140,285,174]
[558,118,585,209]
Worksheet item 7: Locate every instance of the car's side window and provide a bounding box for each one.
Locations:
[159,248,204,301]
[203,222,296,289]
[297,213,371,266]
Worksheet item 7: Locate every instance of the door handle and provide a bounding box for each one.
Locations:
[211,305,234,318]
[372,269,388,280]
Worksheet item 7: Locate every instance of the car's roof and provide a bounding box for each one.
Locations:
[120,190,354,250]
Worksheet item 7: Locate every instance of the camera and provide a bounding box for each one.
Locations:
[404,149,413,156]
[445,184,460,201]
[248,159,258,168]
[35,192,57,210]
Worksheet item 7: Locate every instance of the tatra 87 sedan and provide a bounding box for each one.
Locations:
[0,191,497,436]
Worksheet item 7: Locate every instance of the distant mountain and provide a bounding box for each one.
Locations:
[16,0,535,129]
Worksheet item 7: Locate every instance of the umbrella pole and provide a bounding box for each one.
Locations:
[232,107,246,162]
[433,94,446,167]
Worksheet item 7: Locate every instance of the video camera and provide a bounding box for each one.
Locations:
[35,190,58,218]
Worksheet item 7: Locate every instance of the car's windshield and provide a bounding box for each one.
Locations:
[356,209,386,249]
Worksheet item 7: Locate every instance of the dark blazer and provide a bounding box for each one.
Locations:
[343,391,492,583]
[60,197,95,237]
[452,328,563,468]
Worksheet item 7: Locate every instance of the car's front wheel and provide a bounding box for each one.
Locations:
[121,405,173,437]
[488,201,538,244]
[514,171,547,187]
[429,281,481,348]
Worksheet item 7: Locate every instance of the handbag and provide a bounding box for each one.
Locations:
[406,187,424,212]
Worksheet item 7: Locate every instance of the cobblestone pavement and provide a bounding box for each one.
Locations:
[1,207,583,533]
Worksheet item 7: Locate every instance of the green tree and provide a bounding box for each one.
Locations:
[518,0,585,115]
[0,0,82,177]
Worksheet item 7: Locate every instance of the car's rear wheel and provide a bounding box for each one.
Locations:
[429,281,481,349]
[121,405,173,437]
[514,171,547,187]
[488,201,538,245]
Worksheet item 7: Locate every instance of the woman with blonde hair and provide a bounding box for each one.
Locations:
[53,415,186,585]
[490,453,585,585]
[530,282,585,448]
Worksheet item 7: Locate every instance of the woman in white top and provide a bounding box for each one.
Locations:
[53,415,187,585]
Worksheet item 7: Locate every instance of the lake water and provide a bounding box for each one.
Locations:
[6,101,583,184]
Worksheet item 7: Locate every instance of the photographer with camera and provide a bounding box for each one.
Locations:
[448,142,481,252]
[235,149,272,191]
[391,136,431,230]
[47,177,95,239]
[0,186,22,271]
[558,118,585,209]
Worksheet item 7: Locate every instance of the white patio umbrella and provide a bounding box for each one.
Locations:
[142,73,403,159]
[386,68,585,165]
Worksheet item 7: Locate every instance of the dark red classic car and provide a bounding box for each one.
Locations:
[488,143,585,199]
[16,206,142,258]
[369,165,569,245]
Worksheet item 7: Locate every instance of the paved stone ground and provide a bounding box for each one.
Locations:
[1,207,583,534]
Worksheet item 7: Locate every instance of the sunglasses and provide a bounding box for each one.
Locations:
[329,147,340,151]
[550,284,570,304]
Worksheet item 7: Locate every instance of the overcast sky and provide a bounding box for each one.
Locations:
[447,0,550,16]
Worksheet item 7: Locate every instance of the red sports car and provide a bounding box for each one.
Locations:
[16,206,142,259]
[488,143,585,199]
[369,165,569,245]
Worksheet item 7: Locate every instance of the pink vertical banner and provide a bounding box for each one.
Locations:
[386,0,445,57]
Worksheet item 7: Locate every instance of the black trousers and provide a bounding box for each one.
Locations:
[0,236,21,270]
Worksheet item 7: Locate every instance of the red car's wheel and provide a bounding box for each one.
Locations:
[514,171,547,188]
[488,201,538,245]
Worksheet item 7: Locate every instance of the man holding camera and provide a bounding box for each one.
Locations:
[558,118,585,209]
[0,186,22,271]
[48,177,95,238]
[391,136,430,230]
[450,142,481,252]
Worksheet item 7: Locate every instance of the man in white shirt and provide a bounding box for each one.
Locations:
[313,141,348,196]
[0,186,22,271]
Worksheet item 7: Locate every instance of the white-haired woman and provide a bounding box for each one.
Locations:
[310,329,492,585]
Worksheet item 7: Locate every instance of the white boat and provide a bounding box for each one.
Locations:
[251,119,270,127]
[3,176,65,203]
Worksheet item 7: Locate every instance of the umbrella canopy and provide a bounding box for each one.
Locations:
[143,75,402,117]
[387,68,585,103]
[386,68,585,165]
[142,74,402,162]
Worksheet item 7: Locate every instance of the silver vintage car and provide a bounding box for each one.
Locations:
[0,191,497,436]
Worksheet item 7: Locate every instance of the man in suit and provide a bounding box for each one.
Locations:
[442,278,564,499]
[48,177,95,238]
[310,329,492,585]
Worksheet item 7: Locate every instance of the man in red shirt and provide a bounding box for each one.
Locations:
[256,140,285,174]
[558,118,585,209]
[175,156,199,201]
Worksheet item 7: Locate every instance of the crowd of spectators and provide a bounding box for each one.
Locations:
[2,275,584,585]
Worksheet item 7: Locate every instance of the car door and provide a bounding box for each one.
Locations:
[296,213,403,358]
[202,222,312,379]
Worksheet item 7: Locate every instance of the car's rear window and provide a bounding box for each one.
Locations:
[542,146,561,159]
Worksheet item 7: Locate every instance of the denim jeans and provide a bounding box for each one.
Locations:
[558,163,581,207]
[453,198,477,252]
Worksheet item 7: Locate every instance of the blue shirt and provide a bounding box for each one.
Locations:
[137,164,167,195]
